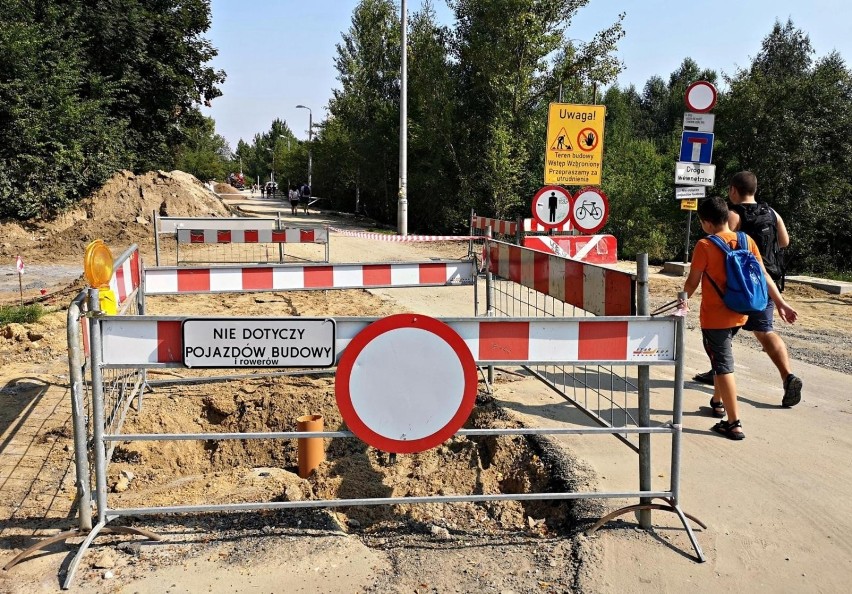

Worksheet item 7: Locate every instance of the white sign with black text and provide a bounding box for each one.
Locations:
[182,318,336,368]
[675,162,716,187]
[683,112,715,133]
[675,186,707,200]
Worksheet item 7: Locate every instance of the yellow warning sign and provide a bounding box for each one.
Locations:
[680,199,698,211]
[545,103,605,186]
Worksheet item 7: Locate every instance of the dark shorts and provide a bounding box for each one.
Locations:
[743,299,775,333]
[701,327,741,375]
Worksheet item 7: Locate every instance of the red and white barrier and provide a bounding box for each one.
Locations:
[487,241,634,316]
[178,228,328,244]
[523,218,572,233]
[97,316,675,366]
[144,261,476,294]
[523,234,618,264]
[109,248,142,308]
[471,216,517,237]
[329,227,472,242]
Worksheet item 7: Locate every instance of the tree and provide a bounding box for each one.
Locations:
[716,20,852,274]
[0,0,224,219]
[78,0,225,171]
[326,0,401,222]
[173,116,230,182]
[448,0,624,219]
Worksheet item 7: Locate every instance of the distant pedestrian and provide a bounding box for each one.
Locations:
[260,184,265,199]
[692,171,803,407]
[300,182,311,214]
[289,185,300,215]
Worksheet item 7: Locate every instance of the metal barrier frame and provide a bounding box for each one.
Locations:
[10,237,704,589]
[154,213,329,266]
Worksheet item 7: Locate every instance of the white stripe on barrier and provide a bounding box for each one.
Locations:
[143,261,477,294]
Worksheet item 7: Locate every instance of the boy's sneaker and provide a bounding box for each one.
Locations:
[693,370,715,385]
[782,374,803,407]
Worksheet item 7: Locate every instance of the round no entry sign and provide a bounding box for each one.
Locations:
[532,185,572,230]
[335,314,477,453]
[684,81,717,113]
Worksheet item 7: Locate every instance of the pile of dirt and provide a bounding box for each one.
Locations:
[0,170,231,265]
[110,378,577,535]
[214,182,244,195]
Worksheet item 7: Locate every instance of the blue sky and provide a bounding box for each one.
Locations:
[202,0,850,151]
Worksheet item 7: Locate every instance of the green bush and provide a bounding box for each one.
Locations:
[0,304,47,326]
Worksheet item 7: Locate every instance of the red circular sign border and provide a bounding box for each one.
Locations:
[684,81,718,113]
[531,185,572,230]
[335,313,478,454]
[571,187,610,234]
[576,127,599,153]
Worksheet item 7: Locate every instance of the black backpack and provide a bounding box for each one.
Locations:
[731,202,785,289]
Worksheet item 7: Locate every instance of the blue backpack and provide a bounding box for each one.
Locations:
[705,232,769,315]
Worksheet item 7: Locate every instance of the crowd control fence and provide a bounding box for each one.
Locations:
[7,228,704,589]
[154,213,330,266]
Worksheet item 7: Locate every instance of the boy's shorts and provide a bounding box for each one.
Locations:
[743,300,774,333]
[701,327,741,375]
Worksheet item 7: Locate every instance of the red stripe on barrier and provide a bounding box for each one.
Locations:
[605,272,633,316]
[479,321,530,361]
[244,230,259,243]
[157,321,183,362]
[242,267,273,290]
[300,229,315,243]
[272,230,287,243]
[217,230,231,243]
[363,264,392,286]
[130,251,140,289]
[419,263,447,284]
[305,266,334,288]
[115,264,127,303]
[533,251,549,295]
[177,269,210,292]
[190,231,204,243]
[578,321,628,360]
[563,259,584,309]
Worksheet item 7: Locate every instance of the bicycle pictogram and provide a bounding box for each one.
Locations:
[575,199,602,221]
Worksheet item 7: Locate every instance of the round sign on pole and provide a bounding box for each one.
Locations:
[532,185,572,230]
[571,187,609,234]
[335,314,477,454]
[684,81,717,113]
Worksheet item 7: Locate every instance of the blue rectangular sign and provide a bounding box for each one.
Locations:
[679,131,714,164]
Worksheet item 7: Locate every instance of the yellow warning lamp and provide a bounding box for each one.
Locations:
[83,240,117,314]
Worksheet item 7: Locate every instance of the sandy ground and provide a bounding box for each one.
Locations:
[1,187,851,593]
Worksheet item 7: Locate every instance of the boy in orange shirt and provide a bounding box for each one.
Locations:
[682,196,798,440]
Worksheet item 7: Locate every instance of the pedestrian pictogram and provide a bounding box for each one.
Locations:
[577,128,599,152]
[550,128,573,151]
[531,185,572,230]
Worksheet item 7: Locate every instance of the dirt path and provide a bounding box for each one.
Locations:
[2,191,851,592]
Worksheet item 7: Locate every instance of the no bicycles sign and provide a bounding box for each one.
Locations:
[571,188,609,234]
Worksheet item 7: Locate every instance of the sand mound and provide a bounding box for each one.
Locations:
[214,182,244,195]
[0,170,231,264]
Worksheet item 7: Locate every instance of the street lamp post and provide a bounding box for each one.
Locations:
[398,0,408,236]
[295,105,312,187]
[266,147,275,184]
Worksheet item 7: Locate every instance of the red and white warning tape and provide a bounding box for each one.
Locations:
[329,227,473,242]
